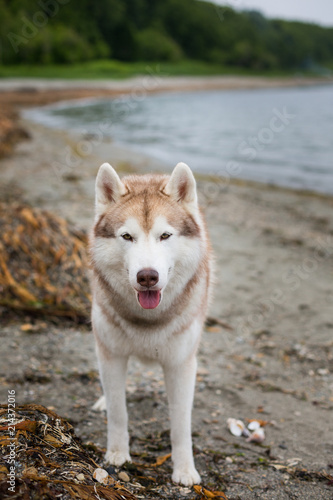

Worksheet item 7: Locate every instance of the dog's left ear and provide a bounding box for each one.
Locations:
[164,162,198,208]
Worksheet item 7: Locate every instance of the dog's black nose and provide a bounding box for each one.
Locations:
[137,269,159,288]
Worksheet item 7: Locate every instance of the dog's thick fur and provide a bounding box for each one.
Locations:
[90,162,212,486]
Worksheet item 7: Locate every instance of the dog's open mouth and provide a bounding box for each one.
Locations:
[137,290,161,309]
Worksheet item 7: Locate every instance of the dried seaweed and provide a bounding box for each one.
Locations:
[0,203,91,321]
[0,107,30,158]
[271,464,333,485]
[0,404,137,499]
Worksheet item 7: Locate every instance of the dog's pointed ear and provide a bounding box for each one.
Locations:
[95,163,126,214]
[164,162,198,207]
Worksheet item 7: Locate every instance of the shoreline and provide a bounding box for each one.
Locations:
[0,75,332,202]
[1,75,332,113]
[19,117,333,206]
[2,117,333,227]
[1,74,332,187]
[10,74,333,200]
[4,73,327,160]
[1,74,332,94]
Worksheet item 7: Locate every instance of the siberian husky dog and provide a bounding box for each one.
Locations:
[90,162,211,486]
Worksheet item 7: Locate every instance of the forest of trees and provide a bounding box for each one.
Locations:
[1,0,333,71]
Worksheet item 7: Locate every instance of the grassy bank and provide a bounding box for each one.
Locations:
[0,59,301,80]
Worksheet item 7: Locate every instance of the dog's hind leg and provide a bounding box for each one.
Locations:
[92,395,106,411]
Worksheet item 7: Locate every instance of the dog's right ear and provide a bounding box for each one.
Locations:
[95,163,126,214]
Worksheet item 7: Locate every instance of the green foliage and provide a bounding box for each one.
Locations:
[5,25,109,64]
[0,0,332,72]
[0,60,297,79]
[112,20,138,61]
[26,25,109,64]
[136,29,183,61]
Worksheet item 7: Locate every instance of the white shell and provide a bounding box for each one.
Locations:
[248,420,261,431]
[93,468,109,484]
[227,418,247,437]
[242,427,250,438]
[246,427,265,443]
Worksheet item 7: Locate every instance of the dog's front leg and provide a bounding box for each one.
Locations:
[163,356,201,486]
[97,351,131,466]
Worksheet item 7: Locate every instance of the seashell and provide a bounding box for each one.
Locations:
[242,427,250,438]
[227,418,248,437]
[248,420,261,431]
[93,468,109,485]
[246,427,265,443]
[118,471,130,482]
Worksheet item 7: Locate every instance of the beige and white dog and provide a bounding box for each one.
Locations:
[90,162,211,486]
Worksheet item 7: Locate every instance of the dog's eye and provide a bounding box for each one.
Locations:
[121,233,133,241]
[160,232,171,240]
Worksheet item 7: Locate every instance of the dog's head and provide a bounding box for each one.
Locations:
[91,162,203,310]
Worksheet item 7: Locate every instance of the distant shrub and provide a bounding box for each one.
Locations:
[227,41,278,69]
[112,20,138,61]
[206,48,227,65]
[136,28,183,61]
[3,23,110,64]
[50,26,95,63]
[231,40,256,68]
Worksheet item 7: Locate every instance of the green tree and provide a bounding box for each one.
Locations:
[0,0,333,70]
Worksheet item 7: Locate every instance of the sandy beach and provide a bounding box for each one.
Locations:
[0,76,333,499]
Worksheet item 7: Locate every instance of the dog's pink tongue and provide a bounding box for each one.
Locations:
[138,290,160,309]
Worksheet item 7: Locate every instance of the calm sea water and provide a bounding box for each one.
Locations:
[25,84,333,194]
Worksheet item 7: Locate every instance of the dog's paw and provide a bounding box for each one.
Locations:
[172,466,201,486]
[105,450,131,467]
[92,395,106,411]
